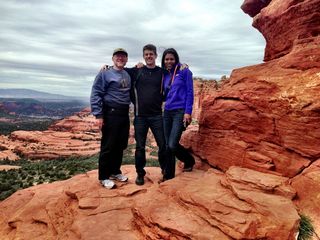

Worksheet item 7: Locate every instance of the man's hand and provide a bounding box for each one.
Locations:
[99,64,109,72]
[135,62,144,68]
[95,118,104,130]
[183,114,192,127]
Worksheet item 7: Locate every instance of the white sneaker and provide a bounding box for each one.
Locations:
[110,174,128,182]
[100,179,116,189]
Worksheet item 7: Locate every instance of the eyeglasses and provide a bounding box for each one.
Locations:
[114,54,127,58]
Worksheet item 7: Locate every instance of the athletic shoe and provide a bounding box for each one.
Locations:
[100,179,116,189]
[182,166,193,172]
[110,174,128,182]
[183,162,195,172]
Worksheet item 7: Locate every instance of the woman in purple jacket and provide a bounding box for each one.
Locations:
[161,48,195,180]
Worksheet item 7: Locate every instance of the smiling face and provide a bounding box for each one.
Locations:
[164,53,176,70]
[112,53,128,70]
[143,49,157,67]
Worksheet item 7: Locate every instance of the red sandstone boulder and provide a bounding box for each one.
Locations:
[252,0,320,62]
[180,0,320,236]
[0,165,300,239]
[241,0,271,17]
[192,79,218,120]
[182,0,320,178]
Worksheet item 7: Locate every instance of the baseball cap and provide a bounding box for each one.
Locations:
[113,48,128,57]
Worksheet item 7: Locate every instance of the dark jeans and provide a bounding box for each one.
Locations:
[134,115,166,177]
[163,109,195,179]
[98,107,129,180]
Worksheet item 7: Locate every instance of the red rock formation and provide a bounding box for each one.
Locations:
[49,107,99,133]
[0,165,300,239]
[0,109,101,160]
[0,165,21,171]
[291,159,320,237]
[241,0,271,17]
[243,0,320,62]
[182,0,320,178]
[192,79,218,120]
[180,0,320,236]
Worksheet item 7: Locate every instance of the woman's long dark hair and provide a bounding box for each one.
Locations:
[161,48,180,69]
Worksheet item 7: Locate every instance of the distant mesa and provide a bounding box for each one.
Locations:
[0,88,87,101]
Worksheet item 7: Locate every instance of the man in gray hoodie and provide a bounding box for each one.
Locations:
[90,48,131,189]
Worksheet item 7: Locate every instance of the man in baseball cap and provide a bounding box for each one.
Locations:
[113,48,128,57]
[91,47,131,189]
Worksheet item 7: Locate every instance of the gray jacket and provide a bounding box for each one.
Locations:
[90,67,131,118]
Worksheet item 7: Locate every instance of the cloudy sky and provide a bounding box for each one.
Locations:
[0,0,265,97]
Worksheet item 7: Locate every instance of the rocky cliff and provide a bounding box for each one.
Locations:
[183,0,320,177]
[181,0,320,236]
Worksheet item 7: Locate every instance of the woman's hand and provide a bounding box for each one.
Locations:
[183,114,192,127]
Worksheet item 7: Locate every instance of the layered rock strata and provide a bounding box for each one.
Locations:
[182,0,320,178]
[180,0,320,236]
[0,108,100,160]
[0,165,300,239]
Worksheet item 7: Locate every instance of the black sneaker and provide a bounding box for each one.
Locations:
[183,162,195,172]
[135,175,144,185]
[182,166,193,172]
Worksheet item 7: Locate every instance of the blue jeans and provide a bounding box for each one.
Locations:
[134,115,166,176]
[163,109,195,179]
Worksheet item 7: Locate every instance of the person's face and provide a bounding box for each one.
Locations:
[143,50,157,66]
[112,53,128,69]
[164,53,176,70]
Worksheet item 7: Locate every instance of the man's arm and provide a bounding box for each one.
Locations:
[90,72,107,119]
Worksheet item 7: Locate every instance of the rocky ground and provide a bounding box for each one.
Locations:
[0,165,301,240]
[0,0,319,238]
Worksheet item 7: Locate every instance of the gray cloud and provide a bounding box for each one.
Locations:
[0,0,265,97]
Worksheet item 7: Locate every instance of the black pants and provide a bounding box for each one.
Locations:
[134,115,167,177]
[163,109,195,179]
[98,108,129,180]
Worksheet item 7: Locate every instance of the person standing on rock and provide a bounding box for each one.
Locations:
[128,44,168,186]
[99,44,168,186]
[90,48,131,189]
[161,48,195,181]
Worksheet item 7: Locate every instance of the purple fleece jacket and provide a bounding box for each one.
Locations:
[163,64,194,114]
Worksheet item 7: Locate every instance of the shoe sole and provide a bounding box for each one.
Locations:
[183,167,193,172]
[135,179,144,185]
[100,183,116,189]
[135,181,144,186]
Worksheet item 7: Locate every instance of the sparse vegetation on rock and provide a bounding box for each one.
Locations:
[298,214,316,240]
[0,143,159,200]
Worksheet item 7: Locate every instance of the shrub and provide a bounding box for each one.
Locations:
[298,214,315,240]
